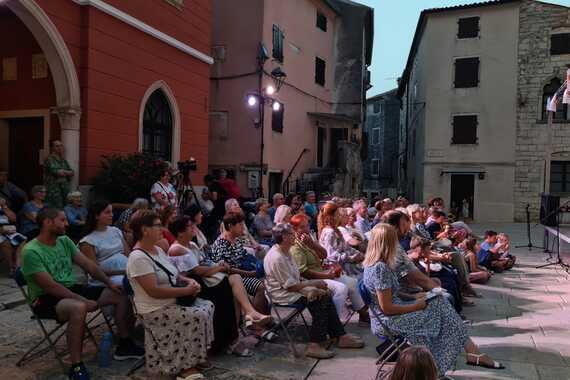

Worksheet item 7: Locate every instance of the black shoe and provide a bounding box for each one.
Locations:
[113,339,145,361]
[68,362,90,380]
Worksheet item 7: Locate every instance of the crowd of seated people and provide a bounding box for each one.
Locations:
[2,157,520,380]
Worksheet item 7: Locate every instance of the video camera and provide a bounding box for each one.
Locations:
[177,157,197,177]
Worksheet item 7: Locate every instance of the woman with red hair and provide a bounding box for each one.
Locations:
[317,202,363,278]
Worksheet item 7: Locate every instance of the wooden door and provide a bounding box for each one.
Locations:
[8,117,44,195]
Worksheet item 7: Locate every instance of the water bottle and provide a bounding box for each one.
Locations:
[98,331,113,367]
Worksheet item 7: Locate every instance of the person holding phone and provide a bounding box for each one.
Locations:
[363,223,504,377]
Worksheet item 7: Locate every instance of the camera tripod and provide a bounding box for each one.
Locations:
[177,171,202,212]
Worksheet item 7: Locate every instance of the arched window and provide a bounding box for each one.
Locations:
[542,78,569,121]
[142,89,172,160]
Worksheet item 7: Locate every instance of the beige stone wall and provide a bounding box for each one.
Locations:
[515,0,570,221]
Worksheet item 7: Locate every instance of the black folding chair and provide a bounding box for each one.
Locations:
[263,285,310,357]
[13,268,112,373]
[357,279,409,380]
[122,276,146,376]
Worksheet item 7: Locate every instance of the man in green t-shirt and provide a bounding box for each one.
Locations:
[21,208,143,380]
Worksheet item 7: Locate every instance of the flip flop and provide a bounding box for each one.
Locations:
[257,330,279,342]
[176,373,205,380]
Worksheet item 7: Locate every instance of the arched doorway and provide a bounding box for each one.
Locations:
[1,0,80,189]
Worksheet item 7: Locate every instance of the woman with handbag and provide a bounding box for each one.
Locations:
[126,210,214,380]
[168,216,272,354]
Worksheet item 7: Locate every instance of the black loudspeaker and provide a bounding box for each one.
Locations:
[540,193,560,227]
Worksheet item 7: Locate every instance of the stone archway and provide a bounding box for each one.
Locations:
[5,0,81,186]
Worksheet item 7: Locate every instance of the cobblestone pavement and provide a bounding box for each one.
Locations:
[1,223,570,379]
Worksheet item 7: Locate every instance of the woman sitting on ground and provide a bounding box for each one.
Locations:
[318,202,364,277]
[264,223,365,359]
[19,185,47,240]
[168,216,272,355]
[79,201,131,286]
[459,238,492,284]
[290,213,369,324]
[210,211,270,315]
[364,223,504,376]
[253,198,274,246]
[273,204,293,224]
[127,210,214,380]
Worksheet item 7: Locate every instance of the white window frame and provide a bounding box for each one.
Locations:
[371,127,380,145]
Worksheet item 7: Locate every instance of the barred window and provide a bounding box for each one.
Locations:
[550,161,570,193]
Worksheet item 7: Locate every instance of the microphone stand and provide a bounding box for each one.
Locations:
[515,204,544,251]
[536,199,570,271]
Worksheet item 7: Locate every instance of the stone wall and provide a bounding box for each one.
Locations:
[515,0,570,221]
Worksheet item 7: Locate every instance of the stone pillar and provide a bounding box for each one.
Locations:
[52,106,81,189]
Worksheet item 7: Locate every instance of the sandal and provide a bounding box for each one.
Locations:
[245,314,272,328]
[336,334,365,349]
[466,353,505,369]
[257,330,279,342]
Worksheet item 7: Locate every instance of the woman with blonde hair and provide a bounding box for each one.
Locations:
[363,223,504,376]
[318,202,363,277]
[273,204,293,224]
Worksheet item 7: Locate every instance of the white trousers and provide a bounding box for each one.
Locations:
[324,274,365,318]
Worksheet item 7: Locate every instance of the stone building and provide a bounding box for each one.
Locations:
[515,0,570,222]
[209,0,373,199]
[363,89,400,201]
[0,0,212,194]
[397,0,570,222]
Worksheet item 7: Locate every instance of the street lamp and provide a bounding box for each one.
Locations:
[245,43,287,197]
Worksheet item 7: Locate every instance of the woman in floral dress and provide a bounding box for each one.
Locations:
[363,223,504,376]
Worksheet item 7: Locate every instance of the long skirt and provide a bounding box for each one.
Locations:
[193,276,239,353]
[142,299,214,375]
[382,297,468,375]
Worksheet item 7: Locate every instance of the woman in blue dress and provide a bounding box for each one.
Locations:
[363,223,504,376]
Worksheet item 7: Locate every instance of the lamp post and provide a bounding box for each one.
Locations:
[246,44,286,198]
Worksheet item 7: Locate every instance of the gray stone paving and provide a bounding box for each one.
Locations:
[1,223,570,379]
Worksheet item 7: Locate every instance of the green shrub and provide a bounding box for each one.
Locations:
[92,152,169,203]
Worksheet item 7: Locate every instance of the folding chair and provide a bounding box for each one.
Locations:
[122,276,146,376]
[357,279,409,380]
[13,268,112,373]
[263,285,310,358]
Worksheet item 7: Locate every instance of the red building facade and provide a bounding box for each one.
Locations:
[0,0,212,193]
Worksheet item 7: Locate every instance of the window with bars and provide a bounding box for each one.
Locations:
[457,17,479,39]
[454,57,479,88]
[272,25,284,62]
[315,57,326,86]
[143,89,173,160]
[272,103,284,133]
[551,33,570,55]
[550,161,570,193]
[452,115,478,144]
[542,77,570,121]
[316,11,327,32]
